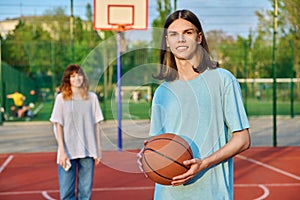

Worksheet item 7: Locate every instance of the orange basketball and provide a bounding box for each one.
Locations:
[141,133,193,185]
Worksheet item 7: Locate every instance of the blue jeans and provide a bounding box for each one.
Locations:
[58,157,95,200]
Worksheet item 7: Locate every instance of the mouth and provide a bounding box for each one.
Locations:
[176,46,188,51]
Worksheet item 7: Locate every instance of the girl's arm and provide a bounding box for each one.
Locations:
[55,123,69,168]
[95,122,102,165]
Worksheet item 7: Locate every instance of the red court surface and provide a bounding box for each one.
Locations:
[0,147,299,200]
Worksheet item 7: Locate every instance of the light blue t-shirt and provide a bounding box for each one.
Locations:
[149,68,250,200]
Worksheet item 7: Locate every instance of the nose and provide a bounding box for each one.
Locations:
[74,75,81,80]
[178,33,186,42]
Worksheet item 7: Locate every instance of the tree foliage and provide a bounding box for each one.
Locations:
[213,0,300,79]
[2,5,103,88]
[251,0,300,78]
[1,0,299,94]
[151,0,172,49]
[2,19,51,75]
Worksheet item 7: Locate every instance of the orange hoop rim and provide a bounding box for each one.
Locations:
[114,24,132,32]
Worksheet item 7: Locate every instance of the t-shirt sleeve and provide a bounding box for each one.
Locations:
[50,94,64,126]
[91,93,104,123]
[223,78,250,133]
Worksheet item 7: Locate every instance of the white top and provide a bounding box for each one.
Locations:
[50,92,104,162]
[149,68,250,200]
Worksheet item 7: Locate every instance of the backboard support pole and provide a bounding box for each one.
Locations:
[93,0,148,151]
[116,30,122,151]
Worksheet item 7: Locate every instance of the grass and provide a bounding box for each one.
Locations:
[24,99,152,121]
[101,100,152,120]
[245,99,300,116]
[5,98,299,122]
[30,101,54,121]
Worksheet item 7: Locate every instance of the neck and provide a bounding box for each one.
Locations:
[178,69,199,81]
[176,55,202,81]
[72,87,81,98]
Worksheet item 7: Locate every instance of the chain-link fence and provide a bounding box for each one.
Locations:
[1,62,38,120]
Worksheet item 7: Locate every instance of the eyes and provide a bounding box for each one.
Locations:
[70,73,83,79]
[167,29,197,38]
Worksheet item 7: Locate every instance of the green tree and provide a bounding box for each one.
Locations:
[86,3,93,22]
[39,6,103,83]
[2,19,51,76]
[279,0,300,77]
[151,0,172,50]
[251,0,300,78]
[2,6,107,90]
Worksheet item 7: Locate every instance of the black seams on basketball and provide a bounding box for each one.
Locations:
[141,133,193,185]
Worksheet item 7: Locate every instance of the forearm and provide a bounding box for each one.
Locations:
[203,128,250,169]
[55,123,66,153]
[95,123,101,152]
[94,122,102,165]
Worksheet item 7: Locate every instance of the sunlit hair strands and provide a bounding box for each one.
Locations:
[60,64,89,100]
[155,9,219,81]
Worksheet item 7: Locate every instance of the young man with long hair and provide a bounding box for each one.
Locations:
[139,10,250,200]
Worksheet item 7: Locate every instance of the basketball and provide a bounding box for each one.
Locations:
[141,133,193,185]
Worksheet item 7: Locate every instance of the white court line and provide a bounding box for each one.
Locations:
[42,191,56,200]
[236,155,300,181]
[0,190,58,196]
[40,187,154,200]
[235,183,300,187]
[235,183,300,200]
[0,155,13,173]
[93,186,154,191]
[0,186,154,196]
[253,184,270,200]
[1,184,299,197]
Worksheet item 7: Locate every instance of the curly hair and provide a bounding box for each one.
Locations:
[60,64,89,100]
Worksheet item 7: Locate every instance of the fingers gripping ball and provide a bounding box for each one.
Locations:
[141,133,193,185]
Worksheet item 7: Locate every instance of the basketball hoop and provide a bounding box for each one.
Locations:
[94,0,148,31]
[114,24,132,32]
[94,0,148,151]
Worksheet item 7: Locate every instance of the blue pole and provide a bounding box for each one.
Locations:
[0,39,2,125]
[272,0,278,147]
[116,32,122,151]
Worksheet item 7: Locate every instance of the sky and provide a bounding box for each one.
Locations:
[0,0,273,38]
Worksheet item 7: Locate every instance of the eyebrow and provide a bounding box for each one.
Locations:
[167,28,195,34]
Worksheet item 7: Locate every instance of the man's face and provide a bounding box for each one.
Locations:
[166,18,202,61]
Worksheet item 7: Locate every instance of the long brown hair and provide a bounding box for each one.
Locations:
[60,64,89,100]
[155,10,218,81]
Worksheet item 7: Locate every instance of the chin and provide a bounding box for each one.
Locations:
[174,53,193,60]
